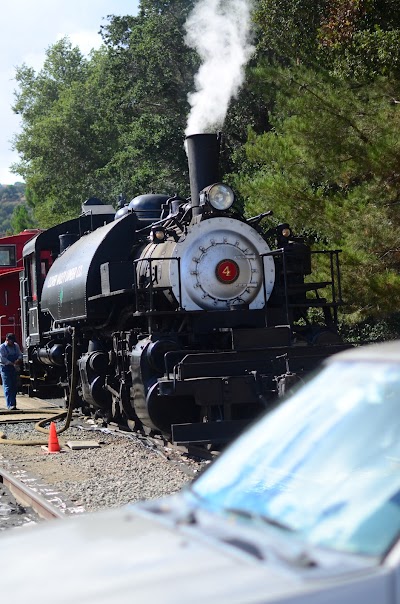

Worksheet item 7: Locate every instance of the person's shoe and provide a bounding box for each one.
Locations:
[10,406,17,410]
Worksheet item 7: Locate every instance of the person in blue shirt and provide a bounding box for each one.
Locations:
[0,333,23,410]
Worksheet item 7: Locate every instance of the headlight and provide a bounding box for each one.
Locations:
[200,183,235,211]
[150,227,166,242]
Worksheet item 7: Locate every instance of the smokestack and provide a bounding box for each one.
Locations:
[186,133,221,212]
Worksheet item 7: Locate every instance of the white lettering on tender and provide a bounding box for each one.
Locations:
[47,265,83,288]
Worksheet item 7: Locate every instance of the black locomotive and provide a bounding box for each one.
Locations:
[21,134,347,444]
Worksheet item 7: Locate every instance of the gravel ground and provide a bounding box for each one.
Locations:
[0,417,208,514]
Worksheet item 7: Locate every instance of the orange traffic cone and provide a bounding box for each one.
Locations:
[47,422,61,453]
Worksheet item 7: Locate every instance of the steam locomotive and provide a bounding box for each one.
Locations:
[20,134,347,444]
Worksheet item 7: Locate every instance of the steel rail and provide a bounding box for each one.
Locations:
[0,466,64,520]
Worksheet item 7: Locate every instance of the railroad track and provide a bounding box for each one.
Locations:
[0,466,64,521]
[0,407,210,518]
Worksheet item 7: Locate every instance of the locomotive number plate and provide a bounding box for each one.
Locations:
[216,259,239,284]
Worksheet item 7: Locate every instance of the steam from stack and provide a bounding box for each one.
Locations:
[184,0,254,136]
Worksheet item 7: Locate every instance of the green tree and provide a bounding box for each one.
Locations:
[10,204,36,234]
[12,39,123,226]
[0,185,19,202]
[235,67,400,320]
[254,0,400,76]
[231,0,400,322]
[318,0,400,79]
[12,2,200,227]
[99,0,197,195]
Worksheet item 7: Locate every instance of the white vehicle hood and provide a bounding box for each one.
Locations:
[0,503,390,604]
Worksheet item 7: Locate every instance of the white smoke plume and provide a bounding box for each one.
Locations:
[184,0,254,136]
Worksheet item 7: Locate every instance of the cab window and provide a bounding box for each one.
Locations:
[0,245,16,267]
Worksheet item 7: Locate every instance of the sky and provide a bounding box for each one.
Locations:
[0,1,139,185]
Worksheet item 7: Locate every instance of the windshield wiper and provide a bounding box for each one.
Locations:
[221,537,265,560]
[259,514,296,533]
[222,508,321,566]
[225,508,319,567]
[225,507,295,532]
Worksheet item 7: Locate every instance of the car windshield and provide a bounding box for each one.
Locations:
[190,360,400,558]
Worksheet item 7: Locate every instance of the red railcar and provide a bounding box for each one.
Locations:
[0,230,40,344]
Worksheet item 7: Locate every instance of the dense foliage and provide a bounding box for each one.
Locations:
[12,2,198,226]
[235,69,400,320]
[9,0,400,326]
[0,182,25,202]
[0,182,31,235]
[234,0,400,322]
